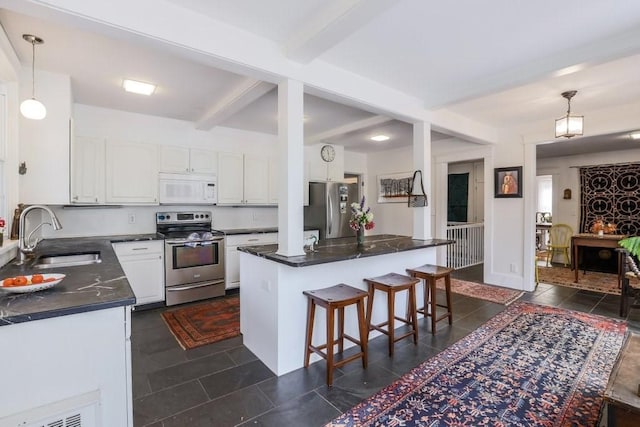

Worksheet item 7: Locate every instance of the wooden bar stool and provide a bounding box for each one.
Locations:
[303,284,369,386]
[364,272,419,356]
[406,264,453,334]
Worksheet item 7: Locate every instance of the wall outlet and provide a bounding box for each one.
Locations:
[128,213,136,224]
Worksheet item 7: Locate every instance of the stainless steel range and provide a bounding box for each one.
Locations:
[156,211,225,306]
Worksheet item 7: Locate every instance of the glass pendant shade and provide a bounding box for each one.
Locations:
[555,115,583,138]
[20,34,46,120]
[20,98,46,120]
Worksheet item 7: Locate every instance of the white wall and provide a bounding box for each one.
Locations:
[366,146,413,236]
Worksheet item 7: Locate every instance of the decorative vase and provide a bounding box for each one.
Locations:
[356,229,365,247]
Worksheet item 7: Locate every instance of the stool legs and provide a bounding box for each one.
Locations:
[325,303,335,386]
[407,264,454,335]
[304,298,316,368]
[366,277,418,356]
[303,284,369,386]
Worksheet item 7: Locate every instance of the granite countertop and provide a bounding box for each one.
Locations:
[238,234,453,267]
[217,227,278,235]
[216,227,318,235]
[0,233,162,326]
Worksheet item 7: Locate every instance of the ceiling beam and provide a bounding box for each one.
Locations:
[285,0,395,64]
[196,78,275,130]
[305,115,392,144]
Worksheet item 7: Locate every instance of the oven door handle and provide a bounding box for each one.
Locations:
[167,280,225,291]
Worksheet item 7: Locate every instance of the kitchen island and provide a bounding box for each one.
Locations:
[238,234,452,375]
[0,235,157,426]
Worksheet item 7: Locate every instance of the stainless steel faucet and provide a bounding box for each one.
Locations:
[16,205,63,264]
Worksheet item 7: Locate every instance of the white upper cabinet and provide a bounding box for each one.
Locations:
[106,140,159,204]
[268,157,278,205]
[159,146,217,174]
[217,152,271,205]
[217,152,244,204]
[307,144,344,182]
[19,74,72,205]
[244,154,269,204]
[71,136,105,204]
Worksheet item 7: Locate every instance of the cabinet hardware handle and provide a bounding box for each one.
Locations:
[248,238,259,242]
[132,247,149,251]
[73,195,78,200]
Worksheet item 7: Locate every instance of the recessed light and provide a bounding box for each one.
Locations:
[123,79,156,95]
[370,135,390,142]
[630,132,640,140]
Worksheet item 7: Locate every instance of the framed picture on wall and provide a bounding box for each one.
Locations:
[377,172,412,203]
[494,166,522,198]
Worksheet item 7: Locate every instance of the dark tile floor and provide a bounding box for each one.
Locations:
[131,265,640,426]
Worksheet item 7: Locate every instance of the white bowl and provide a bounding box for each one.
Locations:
[0,274,66,294]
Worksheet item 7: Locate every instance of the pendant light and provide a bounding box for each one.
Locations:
[20,34,46,120]
[554,90,583,138]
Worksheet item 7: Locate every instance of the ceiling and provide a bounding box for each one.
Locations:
[1,1,640,156]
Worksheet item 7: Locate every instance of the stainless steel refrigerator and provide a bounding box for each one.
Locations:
[304,182,359,240]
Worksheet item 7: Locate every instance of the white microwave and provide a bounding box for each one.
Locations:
[159,173,217,205]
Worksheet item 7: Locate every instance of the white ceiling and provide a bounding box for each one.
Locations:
[1,1,640,156]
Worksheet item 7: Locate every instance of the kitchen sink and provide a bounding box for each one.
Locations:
[33,252,102,269]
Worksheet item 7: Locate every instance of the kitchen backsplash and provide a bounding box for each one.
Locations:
[39,205,278,239]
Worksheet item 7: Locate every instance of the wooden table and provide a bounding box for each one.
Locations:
[604,334,640,426]
[571,233,626,284]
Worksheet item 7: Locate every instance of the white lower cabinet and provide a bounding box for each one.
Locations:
[225,232,277,290]
[225,230,319,290]
[113,241,164,306]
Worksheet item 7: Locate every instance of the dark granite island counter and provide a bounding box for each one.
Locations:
[238,234,452,376]
[0,235,158,426]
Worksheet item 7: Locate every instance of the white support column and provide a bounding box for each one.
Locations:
[413,121,432,240]
[276,79,305,256]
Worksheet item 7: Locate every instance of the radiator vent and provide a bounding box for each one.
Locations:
[0,390,99,427]
[36,411,83,427]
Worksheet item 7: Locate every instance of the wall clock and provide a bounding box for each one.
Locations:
[320,145,335,162]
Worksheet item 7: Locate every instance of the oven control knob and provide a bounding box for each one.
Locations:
[166,215,171,220]
[205,214,209,218]
[158,215,164,220]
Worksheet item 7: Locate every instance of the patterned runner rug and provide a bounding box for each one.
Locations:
[538,265,620,295]
[327,302,627,427]
[439,278,523,305]
[161,295,240,350]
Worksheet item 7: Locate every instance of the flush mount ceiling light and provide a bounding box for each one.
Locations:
[123,79,156,95]
[555,90,583,138]
[20,34,46,120]
[370,135,390,142]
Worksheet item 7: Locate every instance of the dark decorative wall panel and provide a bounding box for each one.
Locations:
[579,163,640,235]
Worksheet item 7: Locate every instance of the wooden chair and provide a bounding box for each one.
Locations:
[619,251,640,317]
[546,224,573,267]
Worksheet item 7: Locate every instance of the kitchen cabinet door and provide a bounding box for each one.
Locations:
[217,152,244,204]
[113,241,164,306]
[268,157,278,204]
[306,144,345,182]
[71,136,105,204]
[244,154,269,204]
[189,148,218,174]
[106,140,159,204]
[159,146,190,173]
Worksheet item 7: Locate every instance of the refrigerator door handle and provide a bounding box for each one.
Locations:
[328,192,333,236]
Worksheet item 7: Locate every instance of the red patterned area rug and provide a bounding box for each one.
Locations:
[327,302,627,427]
[437,278,524,305]
[538,265,620,295]
[161,295,240,350]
